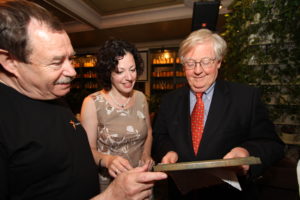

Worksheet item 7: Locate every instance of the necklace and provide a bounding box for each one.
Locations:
[109,91,131,108]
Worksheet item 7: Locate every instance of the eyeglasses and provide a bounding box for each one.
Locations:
[181,57,217,70]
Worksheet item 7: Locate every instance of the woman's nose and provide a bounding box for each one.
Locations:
[125,71,133,80]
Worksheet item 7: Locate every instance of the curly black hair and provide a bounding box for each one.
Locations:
[96,39,144,91]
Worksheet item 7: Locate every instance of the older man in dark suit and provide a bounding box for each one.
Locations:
[153,29,284,200]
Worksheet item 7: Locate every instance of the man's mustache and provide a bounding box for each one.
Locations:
[55,77,74,84]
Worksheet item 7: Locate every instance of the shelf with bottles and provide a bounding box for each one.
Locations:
[152,80,186,91]
[150,48,186,93]
[152,56,181,65]
[71,54,99,90]
[77,68,97,79]
[152,69,186,91]
[152,70,186,78]
[151,51,182,78]
[71,78,99,90]
[73,54,97,68]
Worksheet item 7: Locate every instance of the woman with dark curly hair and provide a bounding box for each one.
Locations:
[80,39,154,191]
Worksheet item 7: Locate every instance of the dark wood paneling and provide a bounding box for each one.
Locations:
[69,18,192,48]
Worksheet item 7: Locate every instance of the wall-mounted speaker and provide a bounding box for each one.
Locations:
[191,1,220,32]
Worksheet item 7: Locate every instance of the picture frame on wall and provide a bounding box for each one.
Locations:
[138,51,148,81]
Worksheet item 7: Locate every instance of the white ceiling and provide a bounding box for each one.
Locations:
[29,0,233,49]
[43,0,233,33]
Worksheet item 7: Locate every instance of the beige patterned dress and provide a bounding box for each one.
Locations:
[90,90,148,191]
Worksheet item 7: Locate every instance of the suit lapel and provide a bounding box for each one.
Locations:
[197,80,231,158]
[176,86,196,159]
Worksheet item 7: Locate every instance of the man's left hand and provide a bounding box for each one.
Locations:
[223,147,250,175]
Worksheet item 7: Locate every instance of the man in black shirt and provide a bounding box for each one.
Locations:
[0,1,166,199]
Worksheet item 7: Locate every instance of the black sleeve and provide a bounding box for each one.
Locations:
[240,88,285,177]
[152,94,176,162]
[0,128,9,199]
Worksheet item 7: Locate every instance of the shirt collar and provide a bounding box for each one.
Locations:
[190,82,216,97]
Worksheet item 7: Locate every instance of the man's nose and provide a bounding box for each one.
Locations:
[193,62,203,74]
[64,60,77,78]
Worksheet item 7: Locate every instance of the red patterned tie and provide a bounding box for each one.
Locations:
[191,92,204,155]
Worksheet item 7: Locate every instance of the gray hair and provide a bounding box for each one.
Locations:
[179,29,227,61]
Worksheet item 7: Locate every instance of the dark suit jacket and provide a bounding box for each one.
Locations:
[153,80,284,179]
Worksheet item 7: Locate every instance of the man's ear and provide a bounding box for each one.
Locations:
[217,59,222,69]
[0,49,19,75]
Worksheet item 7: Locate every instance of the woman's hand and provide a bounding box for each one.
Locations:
[103,155,133,178]
[161,151,178,164]
[140,154,155,171]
